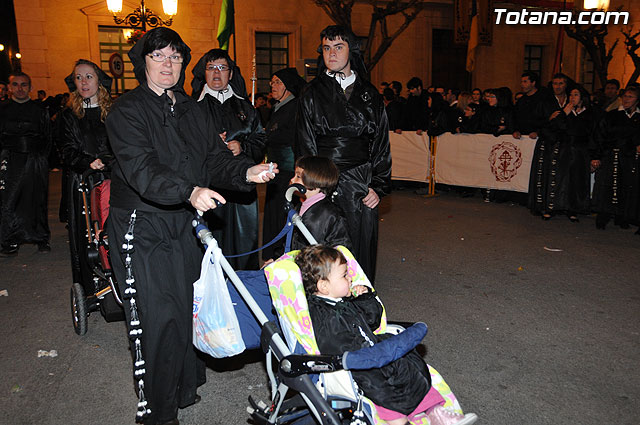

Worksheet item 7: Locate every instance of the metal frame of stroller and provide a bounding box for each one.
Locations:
[193,184,432,425]
[68,169,123,336]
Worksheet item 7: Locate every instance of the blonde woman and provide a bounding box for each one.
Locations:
[58,59,114,289]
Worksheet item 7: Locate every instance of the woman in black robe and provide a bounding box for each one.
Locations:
[105,28,276,425]
[591,86,640,231]
[529,85,599,221]
[58,59,114,288]
[191,49,266,269]
[261,67,306,259]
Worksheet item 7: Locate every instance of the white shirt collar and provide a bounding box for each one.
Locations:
[197,84,244,103]
[571,106,586,116]
[618,104,640,118]
[326,69,356,91]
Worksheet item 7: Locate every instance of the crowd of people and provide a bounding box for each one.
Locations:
[380,72,640,232]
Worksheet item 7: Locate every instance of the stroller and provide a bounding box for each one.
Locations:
[193,184,475,425]
[67,169,124,335]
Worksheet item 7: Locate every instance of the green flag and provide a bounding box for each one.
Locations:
[216,0,234,50]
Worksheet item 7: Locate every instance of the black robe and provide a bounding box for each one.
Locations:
[106,82,254,424]
[591,108,640,222]
[198,93,265,270]
[480,105,513,136]
[385,99,404,132]
[309,293,430,414]
[0,99,51,249]
[528,107,600,216]
[295,73,392,281]
[402,91,429,131]
[512,90,546,135]
[290,197,352,252]
[58,106,113,289]
[262,96,297,259]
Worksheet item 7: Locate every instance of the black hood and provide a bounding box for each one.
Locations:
[190,49,248,100]
[64,59,113,94]
[128,27,192,93]
[273,67,306,97]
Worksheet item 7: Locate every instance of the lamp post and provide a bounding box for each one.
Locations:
[106,0,177,31]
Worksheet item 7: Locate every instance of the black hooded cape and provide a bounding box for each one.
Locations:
[105,29,255,424]
[295,69,391,282]
[190,49,266,270]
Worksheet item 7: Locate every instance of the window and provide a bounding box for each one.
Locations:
[523,45,543,76]
[255,32,289,94]
[98,26,137,94]
[580,48,595,92]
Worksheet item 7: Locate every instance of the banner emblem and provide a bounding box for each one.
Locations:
[488,141,523,182]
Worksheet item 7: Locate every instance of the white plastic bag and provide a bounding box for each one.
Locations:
[193,239,245,358]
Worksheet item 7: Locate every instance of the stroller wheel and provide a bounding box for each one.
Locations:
[71,282,88,335]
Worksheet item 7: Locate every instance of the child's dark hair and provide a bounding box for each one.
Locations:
[295,245,347,295]
[295,156,339,194]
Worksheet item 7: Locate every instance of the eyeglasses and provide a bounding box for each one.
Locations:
[206,64,230,72]
[148,52,183,64]
[269,79,283,87]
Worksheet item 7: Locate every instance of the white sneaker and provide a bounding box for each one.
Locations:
[426,405,478,425]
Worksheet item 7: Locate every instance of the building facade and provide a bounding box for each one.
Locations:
[11,0,640,98]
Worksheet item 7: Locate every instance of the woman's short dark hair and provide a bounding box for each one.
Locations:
[295,156,340,194]
[202,49,230,66]
[570,84,591,109]
[295,245,347,296]
[141,27,189,58]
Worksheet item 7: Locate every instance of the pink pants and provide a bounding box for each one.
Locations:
[374,386,446,421]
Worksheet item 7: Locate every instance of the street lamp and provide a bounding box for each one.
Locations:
[583,0,609,9]
[106,0,177,31]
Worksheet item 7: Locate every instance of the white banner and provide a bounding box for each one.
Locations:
[434,133,537,193]
[389,132,431,183]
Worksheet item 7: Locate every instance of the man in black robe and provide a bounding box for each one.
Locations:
[296,25,392,282]
[512,71,546,140]
[403,77,429,133]
[0,71,51,256]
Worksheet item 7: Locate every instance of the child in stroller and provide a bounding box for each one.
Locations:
[294,245,478,425]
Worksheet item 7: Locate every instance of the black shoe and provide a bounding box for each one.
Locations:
[159,419,179,425]
[0,244,19,257]
[38,242,51,253]
[179,394,201,409]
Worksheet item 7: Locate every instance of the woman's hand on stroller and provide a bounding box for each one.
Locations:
[190,186,226,214]
[247,162,278,183]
